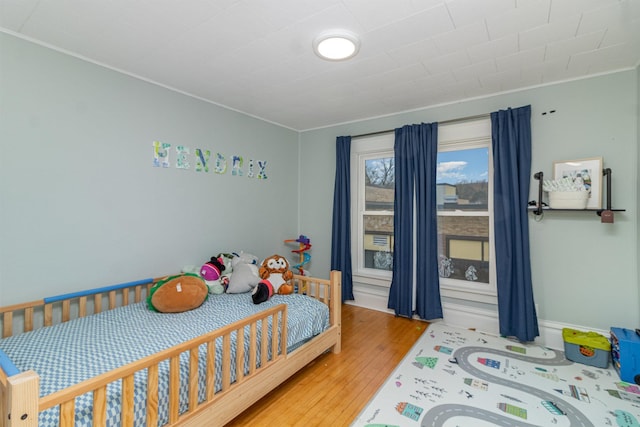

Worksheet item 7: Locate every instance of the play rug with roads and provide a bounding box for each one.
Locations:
[352,322,640,427]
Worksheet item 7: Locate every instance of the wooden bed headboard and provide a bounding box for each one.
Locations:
[1,277,161,339]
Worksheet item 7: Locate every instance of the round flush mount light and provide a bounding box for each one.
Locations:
[313,30,360,61]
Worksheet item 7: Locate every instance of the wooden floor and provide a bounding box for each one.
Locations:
[226,304,428,427]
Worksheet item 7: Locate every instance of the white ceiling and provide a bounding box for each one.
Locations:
[1,0,639,131]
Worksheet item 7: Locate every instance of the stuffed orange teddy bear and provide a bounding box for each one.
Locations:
[252,254,294,304]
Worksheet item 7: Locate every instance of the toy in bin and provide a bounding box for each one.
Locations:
[562,328,610,368]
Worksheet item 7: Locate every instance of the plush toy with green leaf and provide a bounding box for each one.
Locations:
[147,273,209,313]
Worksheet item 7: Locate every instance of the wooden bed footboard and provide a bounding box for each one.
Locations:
[291,270,341,354]
[0,270,341,427]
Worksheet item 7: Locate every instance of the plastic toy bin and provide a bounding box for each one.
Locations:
[610,327,640,384]
[562,328,610,368]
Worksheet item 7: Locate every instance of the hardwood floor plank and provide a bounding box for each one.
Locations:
[225,304,427,427]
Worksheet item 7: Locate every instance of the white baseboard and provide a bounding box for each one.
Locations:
[537,319,609,351]
[439,301,499,337]
[346,286,395,315]
[349,287,609,351]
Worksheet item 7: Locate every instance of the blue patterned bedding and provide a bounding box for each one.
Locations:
[0,293,329,426]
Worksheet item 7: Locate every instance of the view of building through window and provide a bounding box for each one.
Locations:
[362,148,490,285]
[436,147,490,284]
[364,157,394,271]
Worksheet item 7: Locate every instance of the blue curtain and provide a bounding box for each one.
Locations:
[491,106,539,342]
[388,123,442,320]
[331,136,354,302]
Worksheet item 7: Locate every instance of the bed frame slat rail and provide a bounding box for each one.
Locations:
[146,364,159,427]
[30,304,287,427]
[93,386,107,427]
[0,278,159,338]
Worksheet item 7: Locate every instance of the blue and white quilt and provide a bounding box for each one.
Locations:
[0,293,329,426]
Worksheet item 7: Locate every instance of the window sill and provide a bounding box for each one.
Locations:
[353,272,392,288]
[352,273,498,305]
[440,285,497,305]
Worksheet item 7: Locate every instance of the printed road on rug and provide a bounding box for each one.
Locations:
[352,322,640,427]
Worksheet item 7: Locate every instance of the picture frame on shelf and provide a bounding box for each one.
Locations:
[553,157,603,209]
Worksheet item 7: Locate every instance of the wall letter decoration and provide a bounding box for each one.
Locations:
[231,155,243,176]
[176,146,190,169]
[152,141,171,168]
[195,148,210,172]
[247,159,255,178]
[150,142,267,181]
[257,160,268,179]
[214,153,227,174]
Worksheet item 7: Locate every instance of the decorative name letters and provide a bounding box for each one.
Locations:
[152,141,267,180]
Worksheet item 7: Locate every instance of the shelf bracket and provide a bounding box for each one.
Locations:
[533,171,544,216]
[597,168,612,216]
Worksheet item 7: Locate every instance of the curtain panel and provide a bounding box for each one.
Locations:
[387,123,443,320]
[331,136,354,302]
[491,105,539,342]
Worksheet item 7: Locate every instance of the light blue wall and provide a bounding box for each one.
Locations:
[299,70,639,332]
[0,33,300,305]
[1,31,638,332]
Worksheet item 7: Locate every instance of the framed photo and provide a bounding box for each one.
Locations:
[553,157,603,209]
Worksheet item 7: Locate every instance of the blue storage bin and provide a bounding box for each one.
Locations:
[611,327,640,384]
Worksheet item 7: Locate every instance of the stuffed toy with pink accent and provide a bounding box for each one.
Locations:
[200,256,227,294]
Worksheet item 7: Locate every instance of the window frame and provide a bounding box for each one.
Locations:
[437,119,496,304]
[351,134,395,287]
[350,118,497,304]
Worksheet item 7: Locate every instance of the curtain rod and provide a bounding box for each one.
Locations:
[351,113,490,139]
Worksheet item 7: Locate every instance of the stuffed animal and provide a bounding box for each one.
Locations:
[200,255,228,294]
[252,254,294,304]
[226,251,261,294]
[200,256,225,281]
[215,252,234,291]
[147,273,208,313]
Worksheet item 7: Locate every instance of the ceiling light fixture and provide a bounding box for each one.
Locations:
[313,30,360,61]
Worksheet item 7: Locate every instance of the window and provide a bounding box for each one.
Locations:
[351,119,496,303]
[351,135,395,285]
[436,119,496,302]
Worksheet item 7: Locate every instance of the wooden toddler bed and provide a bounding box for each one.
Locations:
[0,271,341,427]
